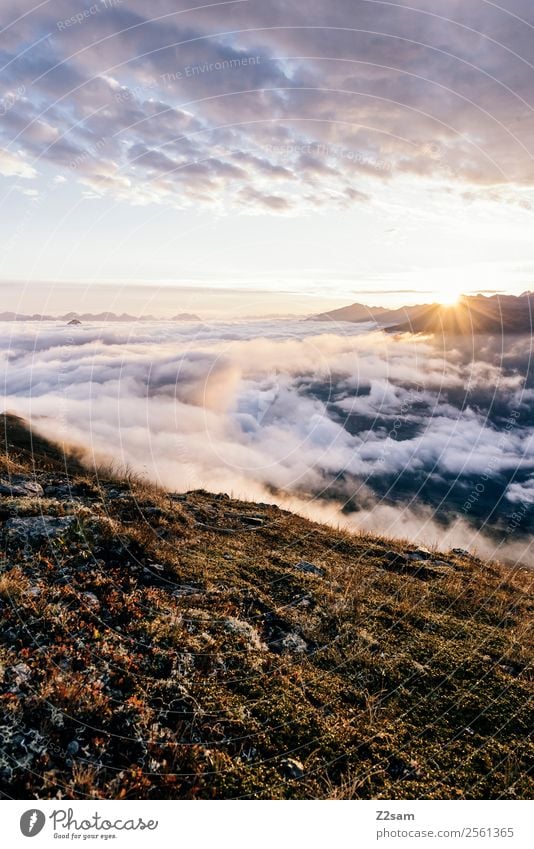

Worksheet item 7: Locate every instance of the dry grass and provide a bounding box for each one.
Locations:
[0,415,532,800]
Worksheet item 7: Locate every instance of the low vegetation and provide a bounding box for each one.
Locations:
[0,414,532,799]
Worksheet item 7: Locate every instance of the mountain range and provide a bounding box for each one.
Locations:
[0,311,201,323]
[311,292,534,334]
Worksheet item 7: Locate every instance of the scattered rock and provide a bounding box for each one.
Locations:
[281,758,305,779]
[224,617,267,652]
[143,506,164,517]
[173,584,202,597]
[281,633,308,654]
[381,550,449,581]
[12,663,31,683]
[4,515,76,546]
[294,560,324,576]
[82,592,100,609]
[0,477,44,497]
[407,547,432,561]
[235,514,264,527]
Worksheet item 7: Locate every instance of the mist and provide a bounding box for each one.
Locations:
[2,318,533,564]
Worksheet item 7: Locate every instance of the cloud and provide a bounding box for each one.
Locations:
[0,148,36,178]
[2,318,533,562]
[1,1,533,210]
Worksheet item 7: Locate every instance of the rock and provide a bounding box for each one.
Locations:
[281,632,308,654]
[43,484,73,498]
[282,758,305,779]
[143,507,164,517]
[384,551,407,564]
[235,514,264,526]
[452,548,472,558]
[0,477,44,497]
[225,617,267,652]
[12,663,31,683]
[294,560,324,576]
[172,584,202,597]
[4,515,76,546]
[407,547,432,561]
[382,550,448,581]
[82,592,100,609]
[382,551,409,573]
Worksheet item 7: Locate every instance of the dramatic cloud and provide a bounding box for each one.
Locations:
[2,318,533,562]
[1,0,534,211]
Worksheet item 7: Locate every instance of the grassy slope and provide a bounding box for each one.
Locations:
[0,415,532,799]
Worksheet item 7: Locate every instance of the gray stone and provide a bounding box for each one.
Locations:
[12,663,31,682]
[173,584,201,597]
[294,560,324,576]
[225,617,267,652]
[4,515,76,545]
[281,632,308,654]
[235,514,264,526]
[282,757,305,779]
[407,547,432,562]
[82,592,100,609]
[0,478,44,497]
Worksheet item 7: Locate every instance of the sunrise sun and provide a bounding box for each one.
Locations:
[438,290,462,307]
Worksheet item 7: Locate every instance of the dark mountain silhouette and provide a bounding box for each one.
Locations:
[310,301,432,327]
[311,293,534,335]
[0,311,201,323]
[389,293,534,335]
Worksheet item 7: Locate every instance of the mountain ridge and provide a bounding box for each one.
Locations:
[0,311,202,323]
[310,292,534,334]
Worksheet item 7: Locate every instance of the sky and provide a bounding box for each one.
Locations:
[1,0,534,314]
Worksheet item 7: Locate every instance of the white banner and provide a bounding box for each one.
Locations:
[2,799,533,849]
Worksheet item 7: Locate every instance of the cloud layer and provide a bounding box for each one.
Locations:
[2,317,533,562]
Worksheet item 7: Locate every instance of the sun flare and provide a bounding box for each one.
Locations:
[437,290,462,307]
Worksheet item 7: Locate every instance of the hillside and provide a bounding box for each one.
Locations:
[0,414,532,800]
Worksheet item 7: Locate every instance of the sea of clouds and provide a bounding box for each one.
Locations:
[2,319,533,563]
